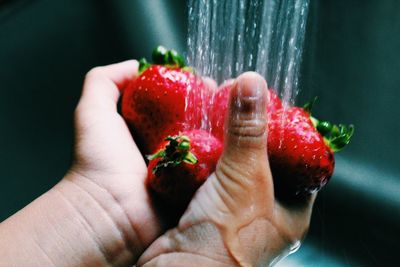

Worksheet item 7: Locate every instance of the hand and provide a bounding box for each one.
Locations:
[0,60,163,267]
[137,72,316,266]
[61,60,164,261]
[0,63,315,267]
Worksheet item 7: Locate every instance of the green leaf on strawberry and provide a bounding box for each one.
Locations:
[303,98,355,153]
[146,130,223,214]
[147,135,198,174]
[139,46,187,74]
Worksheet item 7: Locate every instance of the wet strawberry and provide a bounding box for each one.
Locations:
[121,46,206,154]
[209,85,353,200]
[147,129,223,212]
[268,98,354,200]
[267,88,283,113]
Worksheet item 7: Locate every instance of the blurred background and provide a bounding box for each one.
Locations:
[0,0,399,266]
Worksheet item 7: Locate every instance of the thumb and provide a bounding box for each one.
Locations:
[215,72,273,216]
[181,71,273,222]
[223,72,268,161]
[199,72,275,265]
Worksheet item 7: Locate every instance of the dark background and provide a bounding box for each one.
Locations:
[0,0,399,266]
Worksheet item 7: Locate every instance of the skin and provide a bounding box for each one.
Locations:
[0,60,315,267]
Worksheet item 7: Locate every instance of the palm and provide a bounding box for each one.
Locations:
[138,161,314,266]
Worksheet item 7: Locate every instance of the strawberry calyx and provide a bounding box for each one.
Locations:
[303,98,354,152]
[317,121,354,152]
[303,96,318,114]
[147,135,198,174]
[139,46,187,74]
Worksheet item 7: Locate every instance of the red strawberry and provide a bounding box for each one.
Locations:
[121,46,207,154]
[267,88,284,113]
[209,84,353,200]
[147,129,223,212]
[267,98,353,200]
[208,80,233,141]
[267,110,332,200]
[209,80,283,142]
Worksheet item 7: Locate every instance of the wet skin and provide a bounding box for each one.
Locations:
[138,72,316,267]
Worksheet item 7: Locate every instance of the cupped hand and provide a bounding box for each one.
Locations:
[61,60,162,263]
[137,72,316,267]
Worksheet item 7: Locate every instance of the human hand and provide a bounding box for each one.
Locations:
[137,72,316,266]
[0,60,165,267]
[57,60,164,264]
[0,63,314,267]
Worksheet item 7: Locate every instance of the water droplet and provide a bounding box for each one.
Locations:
[289,241,301,254]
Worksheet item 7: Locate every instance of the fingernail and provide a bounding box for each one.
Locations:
[231,72,267,118]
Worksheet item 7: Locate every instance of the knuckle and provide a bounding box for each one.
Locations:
[85,66,104,80]
[216,156,255,187]
[218,156,245,178]
[228,118,266,139]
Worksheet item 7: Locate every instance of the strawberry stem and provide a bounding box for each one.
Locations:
[152,46,168,64]
[312,117,354,152]
[303,97,354,152]
[147,135,198,174]
[303,96,318,114]
[152,46,186,68]
[139,58,151,73]
[138,46,187,74]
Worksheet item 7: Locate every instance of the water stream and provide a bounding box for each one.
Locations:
[186,0,310,263]
[187,0,309,109]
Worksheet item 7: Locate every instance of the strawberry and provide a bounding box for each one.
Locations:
[208,80,233,142]
[147,129,223,212]
[268,102,353,200]
[209,84,353,200]
[121,46,206,154]
[209,80,283,142]
[267,88,284,113]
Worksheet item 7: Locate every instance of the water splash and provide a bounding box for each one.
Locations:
[289,240,302,254]
[187,0,309,111]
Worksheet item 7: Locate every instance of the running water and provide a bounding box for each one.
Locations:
[186,1,310,263]
[187,0,310,121]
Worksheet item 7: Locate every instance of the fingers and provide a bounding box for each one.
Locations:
[72,60,144,176]
[78,60,139,112]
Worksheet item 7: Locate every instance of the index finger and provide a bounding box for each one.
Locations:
[79,60,139,111]
[86,60,139,90]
